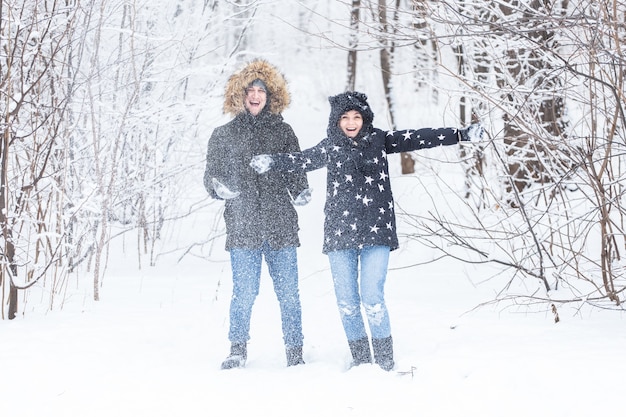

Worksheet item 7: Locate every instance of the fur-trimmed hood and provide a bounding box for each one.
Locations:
[223,59,291,116]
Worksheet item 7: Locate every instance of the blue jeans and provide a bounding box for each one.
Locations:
[228,242,304,348]
[327,245,391,341]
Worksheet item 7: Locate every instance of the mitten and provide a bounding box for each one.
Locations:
[459,123,484,143]
[211,178,240,199]
[291,188,313,206]
[250,154,274,174]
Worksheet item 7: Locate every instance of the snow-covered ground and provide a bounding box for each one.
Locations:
[3,160,626,417]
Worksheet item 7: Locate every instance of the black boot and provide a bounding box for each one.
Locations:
[220,342,247,370]
[286,346,305,367]
[372,336,394,371]
[348,337,372,367]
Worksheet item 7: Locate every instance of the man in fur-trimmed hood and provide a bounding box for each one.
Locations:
[203,59,311,370]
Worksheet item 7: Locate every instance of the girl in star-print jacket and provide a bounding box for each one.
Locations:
[251,91,483,372]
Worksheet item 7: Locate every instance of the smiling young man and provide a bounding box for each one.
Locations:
[203,59,312,369]
[244,80,268,116]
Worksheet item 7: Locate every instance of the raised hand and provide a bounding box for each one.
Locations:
[459,123,484,143]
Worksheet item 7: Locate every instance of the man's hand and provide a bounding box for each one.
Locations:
[291,188,313,206]
[212,178,240,199]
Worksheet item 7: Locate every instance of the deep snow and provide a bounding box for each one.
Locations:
[3,161,626,417]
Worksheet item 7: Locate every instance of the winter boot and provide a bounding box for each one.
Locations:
[286,346,305,367]
[348,336,372,367]
[220,342,247,370]
[372,336,394,371]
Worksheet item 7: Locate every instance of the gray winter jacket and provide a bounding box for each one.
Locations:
[204,110,308,251]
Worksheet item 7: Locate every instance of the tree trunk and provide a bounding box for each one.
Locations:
[0,107,18,319]
[402,0,439,174]
[346,0,360,90]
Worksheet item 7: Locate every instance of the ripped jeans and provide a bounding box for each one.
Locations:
[327,245,391,342]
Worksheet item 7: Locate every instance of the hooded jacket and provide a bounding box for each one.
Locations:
[271,91,462,254]
[204,59,308,250]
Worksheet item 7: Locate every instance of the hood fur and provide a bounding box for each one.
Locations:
[223,59,290,116]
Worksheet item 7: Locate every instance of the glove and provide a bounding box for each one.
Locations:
[211,178,240,199]
[250,154,274,174]
[459,123,484,143]
[291,188,313,206]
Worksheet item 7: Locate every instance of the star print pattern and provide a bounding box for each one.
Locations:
[271,126,460,253]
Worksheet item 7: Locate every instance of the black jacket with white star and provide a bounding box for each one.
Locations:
[272,122,461,254]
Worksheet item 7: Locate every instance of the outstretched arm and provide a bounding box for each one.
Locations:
[383,123,483,153]
[250,139,329,174]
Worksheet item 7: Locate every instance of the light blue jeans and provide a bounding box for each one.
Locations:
[228,242,304,348]
[327,245,391,341]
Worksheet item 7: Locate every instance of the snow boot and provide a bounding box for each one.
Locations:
[286,346,305,367]
[220,342,247,370]
[372,336,394,371]
[348,336,372,367]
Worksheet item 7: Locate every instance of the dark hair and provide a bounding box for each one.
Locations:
[248,78,268,93]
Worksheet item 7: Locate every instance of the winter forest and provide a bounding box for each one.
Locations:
[1,0,625,323]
